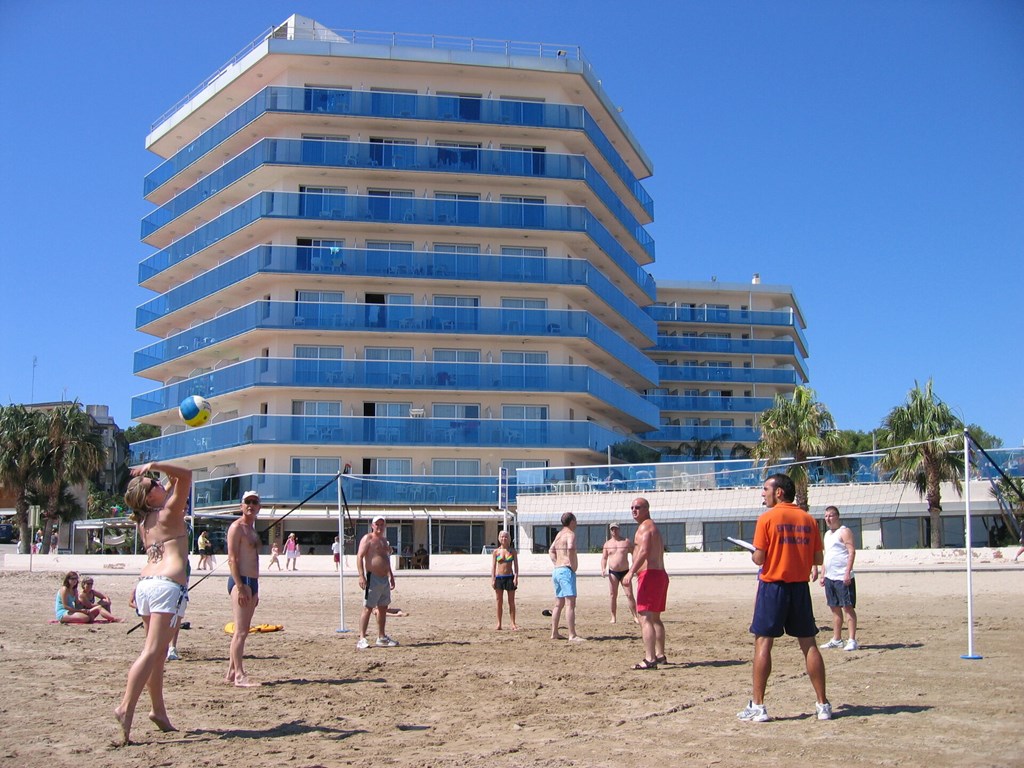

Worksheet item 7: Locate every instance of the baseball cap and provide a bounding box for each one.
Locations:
[242,490,260,502]
[609,522,620,530]
[372,515,386,525]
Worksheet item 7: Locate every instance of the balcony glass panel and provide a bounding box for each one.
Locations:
[644,395,776,413]
[142,139,653,258]
[139,192,656,300]
[129,416,642,464]
[134,302,657,385]
[655,365,798,386]
[132,358,659,426]
[647,305,808,352]
[145,87,653,219]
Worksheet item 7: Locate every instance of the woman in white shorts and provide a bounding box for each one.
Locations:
[114,461,192,745]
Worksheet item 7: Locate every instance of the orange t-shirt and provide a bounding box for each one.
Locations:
[753,501,822,583]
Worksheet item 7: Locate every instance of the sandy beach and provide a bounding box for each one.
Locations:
[0,567,1019,767]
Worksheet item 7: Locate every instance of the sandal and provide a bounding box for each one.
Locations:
[632,658,658,670]
[655,655,668,665]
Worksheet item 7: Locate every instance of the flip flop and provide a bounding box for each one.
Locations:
[632,658,658,670]
[655,655,668,665]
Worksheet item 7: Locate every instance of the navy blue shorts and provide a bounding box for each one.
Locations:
[824,577,856,608]
[227,575,259,596]
[750,580,818,638]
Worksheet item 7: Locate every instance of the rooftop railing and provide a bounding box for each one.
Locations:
[647,305,808,352]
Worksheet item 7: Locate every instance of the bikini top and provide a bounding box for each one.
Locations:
[495,551,515,563]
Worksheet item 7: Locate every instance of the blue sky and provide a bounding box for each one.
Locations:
[1,1,1021,444]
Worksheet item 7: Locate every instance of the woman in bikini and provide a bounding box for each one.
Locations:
[114,461,191,745]
[491,530,520,630]
[78,576,121,622]
[55,571,103,624]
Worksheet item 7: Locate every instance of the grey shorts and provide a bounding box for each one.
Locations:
[363,572,392,608]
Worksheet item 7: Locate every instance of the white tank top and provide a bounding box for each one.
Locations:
[823,526,853,580]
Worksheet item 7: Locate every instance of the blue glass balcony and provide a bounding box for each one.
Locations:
[141,139,653,258]
[145,86,654,219]
[131,358,659,427]
[651,335,807,379]
[129,416,642,464]
[139,192,656,301]
[637,424,762,443]
[133,301,658,384]
[646,305,808,353]
[644,395,776,413]
[136,245,655,342]
[656,365,799,386]
[190,472,509,509]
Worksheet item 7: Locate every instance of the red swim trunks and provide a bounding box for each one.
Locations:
[636,568,669,613]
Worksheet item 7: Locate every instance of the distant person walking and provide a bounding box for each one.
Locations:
[738,473,830,723]
[332,535,341,571]
[284,532,299,570]
[816,506,858,651]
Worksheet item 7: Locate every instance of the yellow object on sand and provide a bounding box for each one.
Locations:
[223,622,284,634]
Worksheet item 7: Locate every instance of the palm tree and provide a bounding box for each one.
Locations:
[753,386,841,510]
[877,379,964,548]
[35,402,104,553]
[676,435,724,461]
[0,405,46,553]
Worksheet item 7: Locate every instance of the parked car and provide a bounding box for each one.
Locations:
[0,524,15,543]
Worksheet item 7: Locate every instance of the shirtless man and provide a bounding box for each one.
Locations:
[549,512,584,642]
[623,497,669,669]
[601,523,639,624]
[115,461,192,744]
[226,490,262,687]
[357,516,398,649]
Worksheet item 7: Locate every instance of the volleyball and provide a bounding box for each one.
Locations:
[179,395,212,427]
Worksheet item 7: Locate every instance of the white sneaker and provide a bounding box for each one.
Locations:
[820,638,844,649]
[816,701,833,720]
[356,637,369,650]
[844,639,859,651]
[166,647,180,661]
[376,635,399,647]
[737,700,769,722]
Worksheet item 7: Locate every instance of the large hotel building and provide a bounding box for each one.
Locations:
[132,16,806,554]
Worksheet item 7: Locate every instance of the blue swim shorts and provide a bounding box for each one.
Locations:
[552,566,577,598]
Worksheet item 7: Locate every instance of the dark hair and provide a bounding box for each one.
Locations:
[825,505,840,515]
[560,512,576,528]
[766,473,796,502]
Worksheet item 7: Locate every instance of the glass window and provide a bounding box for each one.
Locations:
[364,457,412,475]
[291,457,342,474]
[881,517,924,549]
[702,520,759,552]
[296,290,344,303]
[501,297,547,309]
[433,349,481,363]
[433,296,480,307]
[431,459,480,476]
[294,345,344,359]
[292,401,342,416]
[502,404,548,420]
[364,348,414,361]
[433,403,480,419]
[501,351,547,364]
[431,521,485,554]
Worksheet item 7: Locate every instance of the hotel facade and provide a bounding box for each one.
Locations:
[131,16,807,555]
